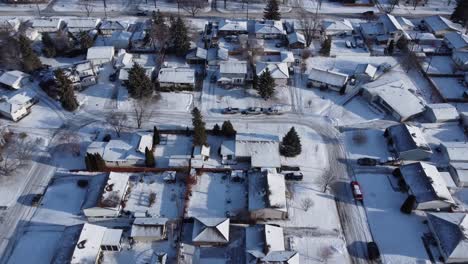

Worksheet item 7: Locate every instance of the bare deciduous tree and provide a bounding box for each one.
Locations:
[57,130,81,156]
[301,197,313,211]
[0,134,39,175]
[133,99,152,129]
[107,112,128,137]
[315,171,335,193]
[299,7,320,47]
[82,1,94,17]
[181,0,207,16]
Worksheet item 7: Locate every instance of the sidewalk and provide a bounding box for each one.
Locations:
[215,0,292,14]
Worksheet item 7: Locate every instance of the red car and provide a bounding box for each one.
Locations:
[351,181,363,201]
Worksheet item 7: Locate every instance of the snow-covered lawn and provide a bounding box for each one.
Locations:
[331,36,370,57]
[378,0,455,15]
[7,229,64,264]
[302,0,378,13]
[288,234,349,264]
[103,240,175,264]
[357,172,431,264]
[344,128,391,161]
[154,134,192,167]
[215,0,291,13]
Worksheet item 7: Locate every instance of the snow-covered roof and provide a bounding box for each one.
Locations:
[360,22,385,36]
[0,89,36,115]
[378,13,403,33]
[441,142,468,162]
[101,228,123,246]
[396,16,414,29]
[66,18,101,32]
[220,61,247,74]
[235,133,281,168]
[217,47,229,60]
[424,15,462,33]
[118,67,154,81]
[158,67,195,85]
[192,217,229,244]
[71,224,107,264]
[386,123,431,154]
[450,162,468,185]
[193,145,210,157]
[255,20,286,35]
[218,19,247,32]
[280,51,294,63]
[131,218,168,239]
[186,47,207,60]
[87,133,151,163]
[115,49,133,68]
[400,162,455,205]
[256,62,289,79]
[99,20,128,31]
[355,64,377,78]
[98,172,130,209]
[407,31,438,41]
[287,32,305,44]
[445,32,468,50]
[362,79,425,121]
[262,251,299,264]
[111,31,132,42]
[426,103,459,122]
[249,171,287,213]
[453,51,468,65]
[322,19,353,32]
[264,224,285,252]
[308,67,348,87]
[427,213,468,262]
[32,17,62,29]
[0,17,20,31]
[0,70,29,89]
[266,172,287,210]
[86,46,115,60]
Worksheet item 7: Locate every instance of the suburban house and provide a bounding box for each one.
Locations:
[186,47,208,65]
[308,67,349,93]
[360,22,385,42]
[74,61,99,78]
[439,142,468,163]
[361,79,426,122]
[218,61,248,87]
[287,32,305,49]
[444,32,468,52]
[422,15,462,37]
[427,213,468,263]
[384,123,432,160]
[192,217,230,246]
[158,67,195,90]
[110,31,132,49]
[256,62,289,86]
[378,14,404,42]
[65,18,101,34]
[86,46,115,65]
[249,170,288,220]
[217,19,248,36]
[0,89,37,122]
[425,103,459,123]
[0,70,31,90]
[448,162,468,187]
[399,162,455,211]
[0,17,21,32]
[354,64,377,82]
[191,145,211,168]
[83,172,130,218]
[70,223,123,264]
[246,224,299,264]
[86,133,153,167]
[321,19,353,36]
[31,17,63,33]
[221,133,281,169]
[99,20,129,35]
[452,51,468,70]
[119,66,154,82]
[255,20,286,39]
[130,218,168,242]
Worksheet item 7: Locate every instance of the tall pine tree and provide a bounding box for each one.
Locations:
[145,147,156,167]
[55,69,79,111]
[18,35,42,73]
[42,32,56,58]
[264,0,281,20]
[280,127,302,157]
[257,68,275,100]
[153,126,160,146]
[319,37,332,56]
[127,62,154,99]
[451,0,468,26]
[191,107,207,146]
[170,16,190,56]
[221,121,236,137]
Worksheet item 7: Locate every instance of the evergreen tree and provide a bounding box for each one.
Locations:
[127,62,154,98]
[153,10,165,25]
[153,126,160,146]
[221,121,236,137]
[191,107,207,146]
[387,40,395,55]
[319,37,331,56]
[170,16,190,56]
[95,153,106,171]
[451,0,468,26]
[280,127,302,157]
[257,68,275,100]
[85,153,94,171]
[42,32,56,57]
[55,69,79,111]
[212,123,221,135]
[264,0,281,20]
[145,147,156,167]
[79,31,94,51]
[18,35,42,73]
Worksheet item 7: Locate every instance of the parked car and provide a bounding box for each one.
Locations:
[351,181,363,201]
[222,107,240,114]
[264,107,283,115]
[285,172,303,181]
[357,158,378,166]
[135,10,148,16]
[367,242,381,260]
[242,107,263,115]
[345,40,352,48]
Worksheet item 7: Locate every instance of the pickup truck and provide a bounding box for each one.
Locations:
[242,107,263,115]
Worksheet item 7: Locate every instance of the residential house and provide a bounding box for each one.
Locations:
[0,89,37,122]
[110,31,132,49]
[280,51,295,66]
[439,142,468,163]
[422,15,462,37]
[427,213,468,263]
[354,63,377,82]
[384,123,432,160]
[256,62,289,86]
[99,20,129,35]
[192,217,230,246]
[65,18,101,34]
[114,49,133,69]
[86,133,153,167]
[361,79,426,121]
[360,22,385,42]
[31,17,63,33]
[444,32,468,52]
[130,218,168,242]
[130,30,147,50]
[255,20,286,39]
[0,17,21,32]
[83,172,130,218]
[86,46,115,65]
[118,66,154,82]
[448,162,468,187]
[452,51,468,70]
[399,162,455,211]
[308,67,349,93]
[191,145,210,169]
[217,19,248,36]
[378,14,404,42]
[186,47,208,65]
[425,103,459,123]
[71,223,123,264]
[158,67,195,90]
[287,32,305,49]
[74,61,99,79]
[321,19,353,36]
[217,61,248,87]
[0,70,31,90]
[396,16,415,31]
[249,171,288,220]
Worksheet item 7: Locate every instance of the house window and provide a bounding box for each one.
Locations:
[227,154,233,160]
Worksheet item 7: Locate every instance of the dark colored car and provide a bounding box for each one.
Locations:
[357,158,378,166]
[222,107,240,114]
[285,172,303,181]
[135,11,148,16]
[367,242,381,260]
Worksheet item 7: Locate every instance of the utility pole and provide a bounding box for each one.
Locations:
[103,0,108,18]
[246,0,249,20]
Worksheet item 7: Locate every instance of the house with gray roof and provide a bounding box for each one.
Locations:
[308,67,349,93]
[217,19,248,36]
[218,61,248,87]
[249,171,288,220]
[425,103,459,123]
[0,89,37,122]
[192,217,230,246]
[445,32,468,52]
[423,15,462,37]
[321,19,353,36]
[65,18,101,34]
[99,20,129,35]
[130,218,168,242]
[0,70,30,90]
[354,63,377,82]
[255,20,286,39]
[256,62,289,85]
[158,67,195,90]
[287,32,305,49]
[452,51,468,70]
[31,17,64,33]
[384,123,432,160]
